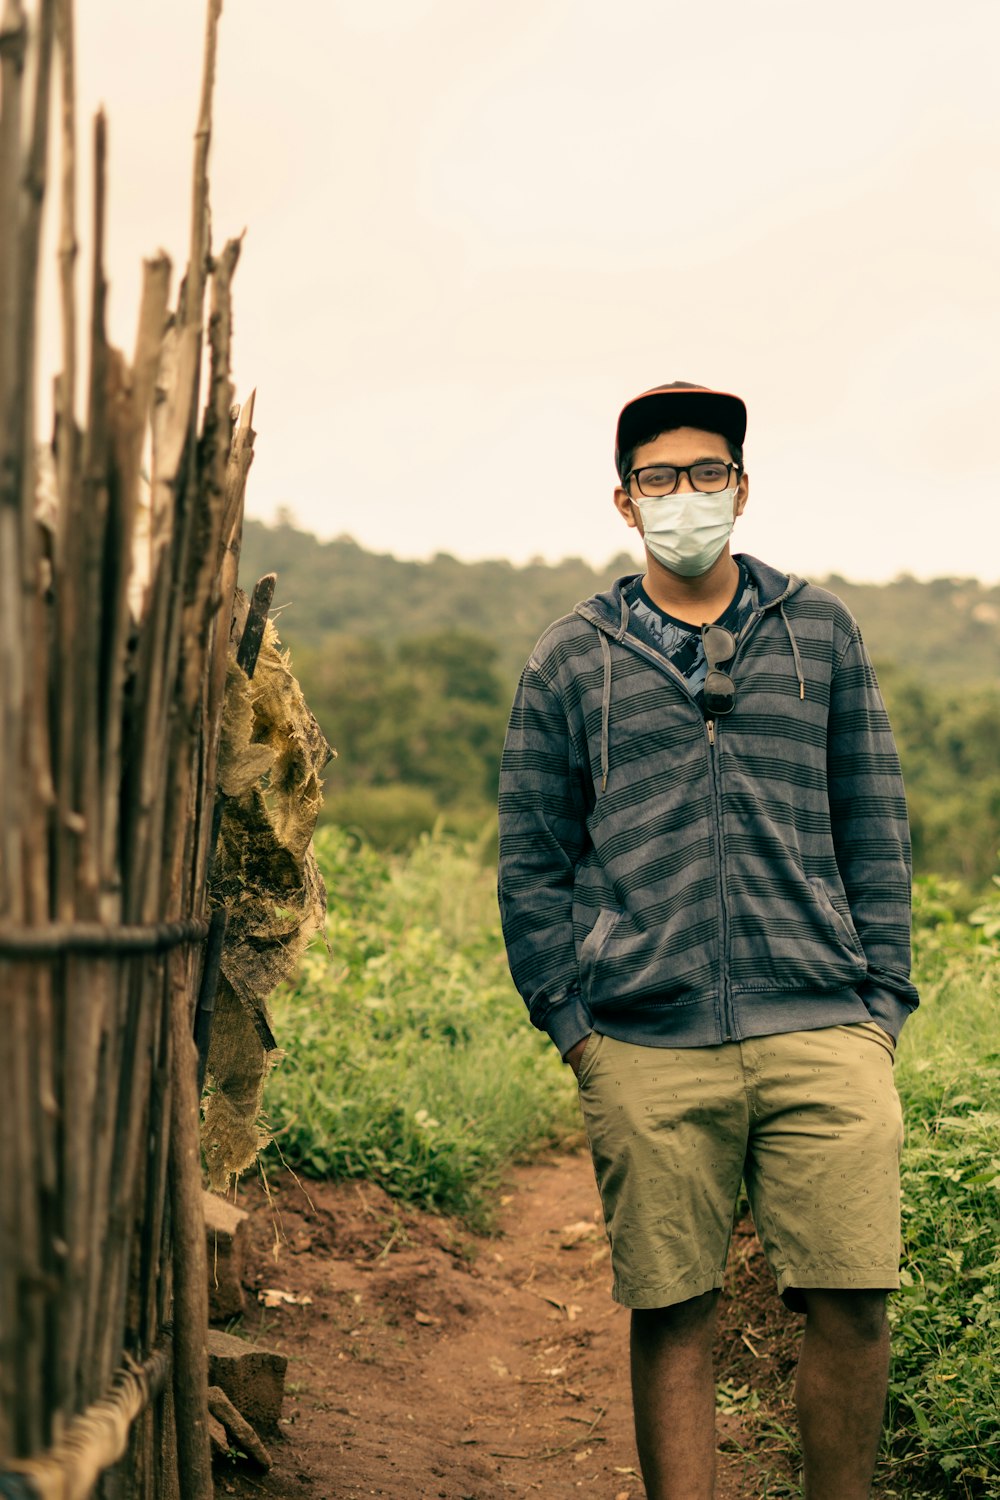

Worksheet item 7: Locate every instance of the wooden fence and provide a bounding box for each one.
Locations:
[0,1,252,1494]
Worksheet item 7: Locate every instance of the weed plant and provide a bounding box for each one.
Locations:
[263,825,579,1229]
[881,876,1000,1496]
[716,878,1000,1499]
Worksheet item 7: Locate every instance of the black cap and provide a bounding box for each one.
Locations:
[615,382,747,480]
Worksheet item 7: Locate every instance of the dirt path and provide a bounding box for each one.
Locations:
[217,1152,802,1499]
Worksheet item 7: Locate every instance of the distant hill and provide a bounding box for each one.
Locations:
[240,518,1000,688]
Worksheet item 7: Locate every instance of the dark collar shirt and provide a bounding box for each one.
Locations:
[623,560,759,707]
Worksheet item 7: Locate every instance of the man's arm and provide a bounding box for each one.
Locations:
[498,661,593,1058]
[827,623,919,1038]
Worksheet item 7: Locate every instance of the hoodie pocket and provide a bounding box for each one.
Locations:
[809,878,866,962]
[730,872,868,996]
[578,909,622,1003]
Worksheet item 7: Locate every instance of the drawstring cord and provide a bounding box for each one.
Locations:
[780,603,806,700]
[599,631,612,792]
[598,593,630,792]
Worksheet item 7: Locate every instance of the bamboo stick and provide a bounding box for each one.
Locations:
[0,4,29,1461]
[93,952,154,1400]
[156,1384,181,1500]
[196,392,255,902]
[15,0,56,916]
[99,257,171,915]
[52,0,81,927]
[167,958,212,1500]
[7,965,42,1454]
[60,949,109,1417]
[0,962,14,1458]
[187,237,240,683]
[20,13,60,1456]
[76,107,109,916]
[48,14,87,1427]
[0,0,28,919]
[54,0,77,428]
[180,0,223,330]
[2,0,58,1458]
[142,957,175,1352]
[185,243,241,905]
[194,908,228,1093]
[0,11,25,1440]
[0,2,28,395]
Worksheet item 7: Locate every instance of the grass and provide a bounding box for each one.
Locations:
[262,825,579,1230]
[741,879,1000,1498]
[880,877,1000,1496]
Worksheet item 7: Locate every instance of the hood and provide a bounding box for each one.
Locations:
[574,554,805,637]
[571,554,809,793]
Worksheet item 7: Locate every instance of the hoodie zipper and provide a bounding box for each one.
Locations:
[704,714,733,1038]
[704,614,765,1040]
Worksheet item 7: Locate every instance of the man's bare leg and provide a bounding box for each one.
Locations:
[795,1289,890,1500]
[630,1289,719,1500]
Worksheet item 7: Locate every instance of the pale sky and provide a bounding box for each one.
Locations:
[35,0,1000,581]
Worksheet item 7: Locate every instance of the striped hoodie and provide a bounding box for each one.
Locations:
[497,554,918,1058]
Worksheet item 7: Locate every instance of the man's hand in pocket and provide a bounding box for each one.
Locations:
[565,1034,591,1078]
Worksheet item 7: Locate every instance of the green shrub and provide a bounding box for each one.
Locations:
[884,879,1000,1495]
[319,784,441,849]
[319,783,497,853]
[263,826,578,1228]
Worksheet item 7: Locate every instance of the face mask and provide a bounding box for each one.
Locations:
[633,486,738,577]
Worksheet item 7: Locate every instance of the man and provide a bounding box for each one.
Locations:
[497,382,917,1500]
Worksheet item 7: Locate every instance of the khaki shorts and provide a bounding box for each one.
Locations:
[576,1022,903,1310]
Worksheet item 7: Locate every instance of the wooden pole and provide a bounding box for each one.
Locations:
[167,960,213,1500]
[52,0,80,926]
[0,0,28,917]
[181,0,223,329]
[0,2,29,1460]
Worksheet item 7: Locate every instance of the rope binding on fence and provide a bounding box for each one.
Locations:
[0,919,211,958]
[0,1339,172,1500]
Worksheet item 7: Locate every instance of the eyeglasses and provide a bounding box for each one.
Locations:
[627,461,740,498]
[702,624,736,715]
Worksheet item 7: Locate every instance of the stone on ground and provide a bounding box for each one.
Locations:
[207,1384,273,1470]
[207,1411,230,1456]
[206,1327,287,1429]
